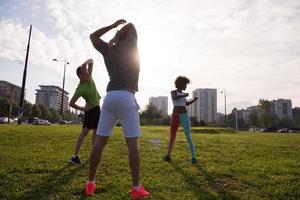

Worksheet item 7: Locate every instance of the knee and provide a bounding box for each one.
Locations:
[126,138,139,150]
[81,129,89,137]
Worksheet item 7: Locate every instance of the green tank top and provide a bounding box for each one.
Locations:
[73,76,101,107]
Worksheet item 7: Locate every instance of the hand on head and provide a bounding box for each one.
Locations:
[108,19,126,49]
[113,19,126,28]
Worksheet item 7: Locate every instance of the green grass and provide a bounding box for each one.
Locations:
[0,125,299,200]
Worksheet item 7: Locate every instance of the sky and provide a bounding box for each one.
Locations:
[0,0,299,114]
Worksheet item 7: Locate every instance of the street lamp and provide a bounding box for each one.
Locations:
[220,89,227,122]
[52,58,70,121]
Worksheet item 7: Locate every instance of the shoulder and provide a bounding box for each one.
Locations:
[73,83,84,96]
[75,83,84,91]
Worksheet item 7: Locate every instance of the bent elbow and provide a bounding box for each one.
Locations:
[89,33,94,41]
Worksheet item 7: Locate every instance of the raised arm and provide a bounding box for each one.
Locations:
[186,97,198,106]
[81,58,93,74]
[90,19,126,50]
[114,23,135,40]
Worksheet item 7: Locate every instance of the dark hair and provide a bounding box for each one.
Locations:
[76,66,82,77]
[175,76,190,89]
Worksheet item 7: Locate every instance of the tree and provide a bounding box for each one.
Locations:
[140,104,165,125]
[10,100,18,117]
[140,104,163,119]
[249,111,259,127]
[0,97,18,117]
[49,108,60,123]
[278,118,293,129]
[199,120,207,127]
[23,100,32,117]
[32,104,41,118]
[38,104,52,120]
[258,99,272,128]
[292,107,300,128]
[190,116,199,126]
[63,110,78,121]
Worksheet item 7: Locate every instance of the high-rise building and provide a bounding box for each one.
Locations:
[271,99,293,120]
[188,88,217,122]
[244,100,293,124]
[247,105,259,113]
[149,96,168,116]
[0,80,23,102]
[35,85,69,111]
[236,109,251,124]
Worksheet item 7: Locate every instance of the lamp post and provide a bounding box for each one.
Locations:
[220,89,227,123]
[52,58,69,121]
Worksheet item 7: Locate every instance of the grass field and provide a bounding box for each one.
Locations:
[0,125,299,200]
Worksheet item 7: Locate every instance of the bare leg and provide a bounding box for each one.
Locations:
[88,135,110,181]
[92,129,96,145]
[74,128,90,156]
[126,137,140,187]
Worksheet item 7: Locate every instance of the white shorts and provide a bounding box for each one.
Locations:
[96,90,141,138]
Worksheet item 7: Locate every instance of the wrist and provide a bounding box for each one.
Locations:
[111,23,117,29]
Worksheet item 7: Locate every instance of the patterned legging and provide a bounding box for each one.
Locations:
[167,113,196,158]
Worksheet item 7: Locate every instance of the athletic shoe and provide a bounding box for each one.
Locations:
[191,157,197,164]
[130,185,150,199]
[69,156,81,164]
[163,154,172,162]
[85,182,96,196]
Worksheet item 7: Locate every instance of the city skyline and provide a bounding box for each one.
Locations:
[0,0,299,111]
[2,78,297,118]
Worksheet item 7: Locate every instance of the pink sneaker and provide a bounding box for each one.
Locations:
[85,182,96,196]
[130,185,150,199]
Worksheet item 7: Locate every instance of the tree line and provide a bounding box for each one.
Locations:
[139,100,300,129]
[0,97,79,123]
[2,97,299,128]
[225,99,300,129]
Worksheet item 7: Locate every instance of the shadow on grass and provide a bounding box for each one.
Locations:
[18,160,89,200]
[171,162,240,200]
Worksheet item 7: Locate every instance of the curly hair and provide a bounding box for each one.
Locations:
[174,76,190,89]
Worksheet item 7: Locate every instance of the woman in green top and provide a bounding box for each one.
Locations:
[69,58,101,164]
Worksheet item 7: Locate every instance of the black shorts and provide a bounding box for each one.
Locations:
[83,105,100,129]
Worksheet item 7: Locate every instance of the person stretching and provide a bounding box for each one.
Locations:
[69,59,101,164]
[163,76,198,164]
[85,19,150,199]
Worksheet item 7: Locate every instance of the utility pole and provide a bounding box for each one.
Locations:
[18,25,32,125]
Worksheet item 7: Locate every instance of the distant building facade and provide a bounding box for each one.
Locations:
[271,99,293,120]
[187,88,217,123]
[149,96,168,116]
[35,85,69,111]
[240,99,293,125]
[0,80,23,102]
